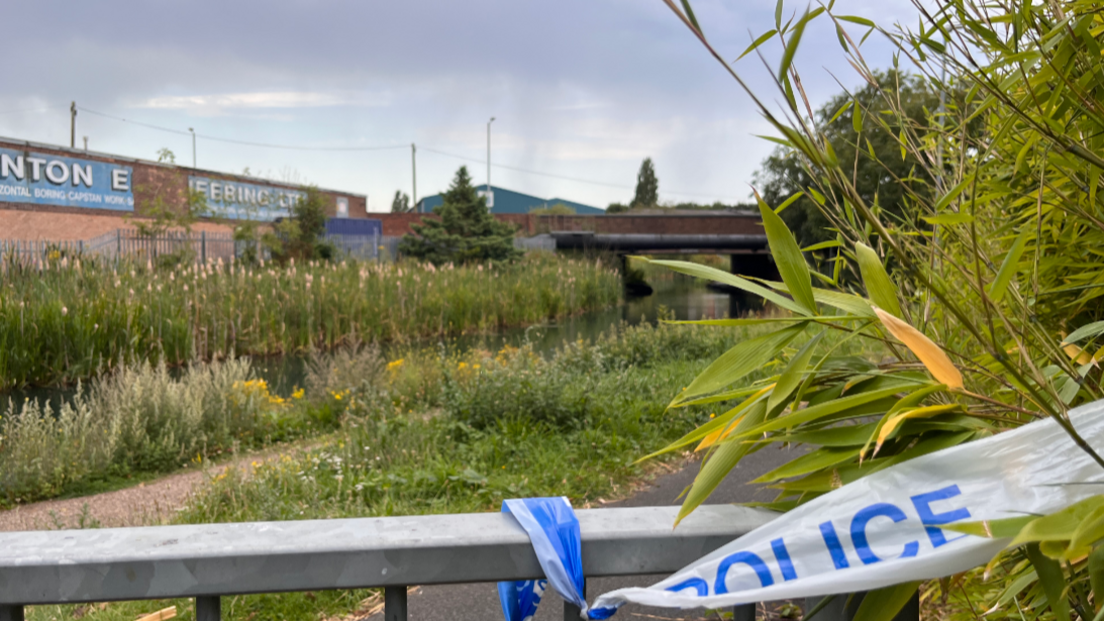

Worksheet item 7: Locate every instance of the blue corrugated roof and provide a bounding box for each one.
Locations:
[415,185,604,215]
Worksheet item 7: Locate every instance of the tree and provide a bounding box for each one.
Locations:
[269,186,334,262]
[632,158,658,207]
[606,203,629,213]
[399,166,521,265]
[529,203,575,216]
[156,148,176,164]
[391,190,412,213]
[754,70,940,246]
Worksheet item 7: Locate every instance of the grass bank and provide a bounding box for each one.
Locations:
[0,252,620,388]
[22,317,787,621]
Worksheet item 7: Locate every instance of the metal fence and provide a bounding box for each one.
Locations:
[0,505,915,621]
[0,230,408,268]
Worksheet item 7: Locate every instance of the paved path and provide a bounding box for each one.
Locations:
[367,445,800,621]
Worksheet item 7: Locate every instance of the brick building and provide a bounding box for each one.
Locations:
[0,136,368,240]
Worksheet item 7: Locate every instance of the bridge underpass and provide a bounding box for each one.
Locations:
[548,231,780,317]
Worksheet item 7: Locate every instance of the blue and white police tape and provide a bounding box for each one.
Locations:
[498,497,593,621]
[587,398,1104,614]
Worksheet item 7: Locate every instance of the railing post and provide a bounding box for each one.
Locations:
[733,603,756,621]
[385,586,407,621]
[195,595,221,621]
[564,578,585,620]
[0,605,24,621]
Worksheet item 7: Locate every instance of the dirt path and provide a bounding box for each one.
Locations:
[0,444,316,532]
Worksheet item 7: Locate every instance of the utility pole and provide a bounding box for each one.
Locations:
[189,128,196,168]
[411,143,418,212]
[486,116,495,211]
[70,102,76,149]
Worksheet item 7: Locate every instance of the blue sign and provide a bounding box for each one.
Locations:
[0,147,134,211]
[188,175,305,221]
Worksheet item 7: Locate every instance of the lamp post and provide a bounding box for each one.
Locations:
[486,117,495,211]
[188,127,196,168]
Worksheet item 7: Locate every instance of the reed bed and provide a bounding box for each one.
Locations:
[0,253,620,388]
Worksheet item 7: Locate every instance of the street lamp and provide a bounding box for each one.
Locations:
[188,127,196,168]
[486,117,495,211]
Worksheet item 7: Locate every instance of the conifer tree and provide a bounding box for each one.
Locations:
[632,158,659,207]
[399,166,521,265]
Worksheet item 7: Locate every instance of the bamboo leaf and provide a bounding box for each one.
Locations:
[921,213,975,225]
[644,258,811,316]
[680,0,702,35]
[1069,504,1104,551]
[934,177,973,213]
[752,446,859,483]
[872,404,961,457]
[739,29,778,60]
[778,10,810,80]
[855,243,902,318]
[672,325,805,406]
[943,516,1036,539]
[853,582,921,621]
[988,229,1029,303]
[1064,321,1104,345]
[1024,543,1072,621]
[768,332,822,414]
[873,308,963,389]
[676,402,768,525]
[731,384,915,440]
[774,0,783,29]
[1088,545,1104,611]
[757,193,817,313]
[852,98,863,133]
[836,15,875,27]
[642,387,771,460]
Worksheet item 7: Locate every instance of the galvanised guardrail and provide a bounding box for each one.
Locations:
[0,505,912,621]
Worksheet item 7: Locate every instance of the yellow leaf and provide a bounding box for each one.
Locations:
[1063,342,1095,366]
[695,384,775,451]
[873,307,963,390]
[136,606,177,621]
[873,404,960,457]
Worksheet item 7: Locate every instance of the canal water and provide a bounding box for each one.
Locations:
[5,274,757,407]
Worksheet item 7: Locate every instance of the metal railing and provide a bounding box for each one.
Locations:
[0,505,780,621]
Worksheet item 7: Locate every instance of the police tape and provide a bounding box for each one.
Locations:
[498,497,588,621]
[584,399,1104,615]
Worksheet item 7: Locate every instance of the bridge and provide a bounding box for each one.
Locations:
[377,210,777,278]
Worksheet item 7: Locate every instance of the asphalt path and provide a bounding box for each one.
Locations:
[368,444,801,621]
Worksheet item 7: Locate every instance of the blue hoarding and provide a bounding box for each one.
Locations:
[189,175,305,221]
[0,147,134,211]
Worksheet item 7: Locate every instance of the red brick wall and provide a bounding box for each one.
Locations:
[374,212,762,237]
[0,138,368,223]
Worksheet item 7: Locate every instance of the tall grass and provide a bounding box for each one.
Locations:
[0,359,328,504]
[0,253,620,388]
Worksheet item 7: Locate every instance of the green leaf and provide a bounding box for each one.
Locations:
[768,332,823,414]
[676,402,768,525]
[757,194,817,313]
[813,290,875,317]
[943,516,1036,539]
[775,191,804,213]
[829,100,853,124]
[921,213,975,225]
[988,229,1029,303]
[1064,321,1104,345]
[852,99,863,133]
[934,177,972,212]
[644,258,811,316]
[1069,504,1104,551]
[836,15,875,27]
[732,384,916,440]
[855,242,902,318]
[1013,497,1104,548]
[680,0,702,34]
[641,388,768,459]
[802,240,841,252]
[774,0,783,29]
[1024,543,1072,621]
[853,582,921,621]
[738,29,778,60]
[1088,545,1104,610]
[778,10,809,80]
[672,324,806,406]
[752,446,860,483]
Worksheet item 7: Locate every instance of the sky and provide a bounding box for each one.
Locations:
[0,0,919,212]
